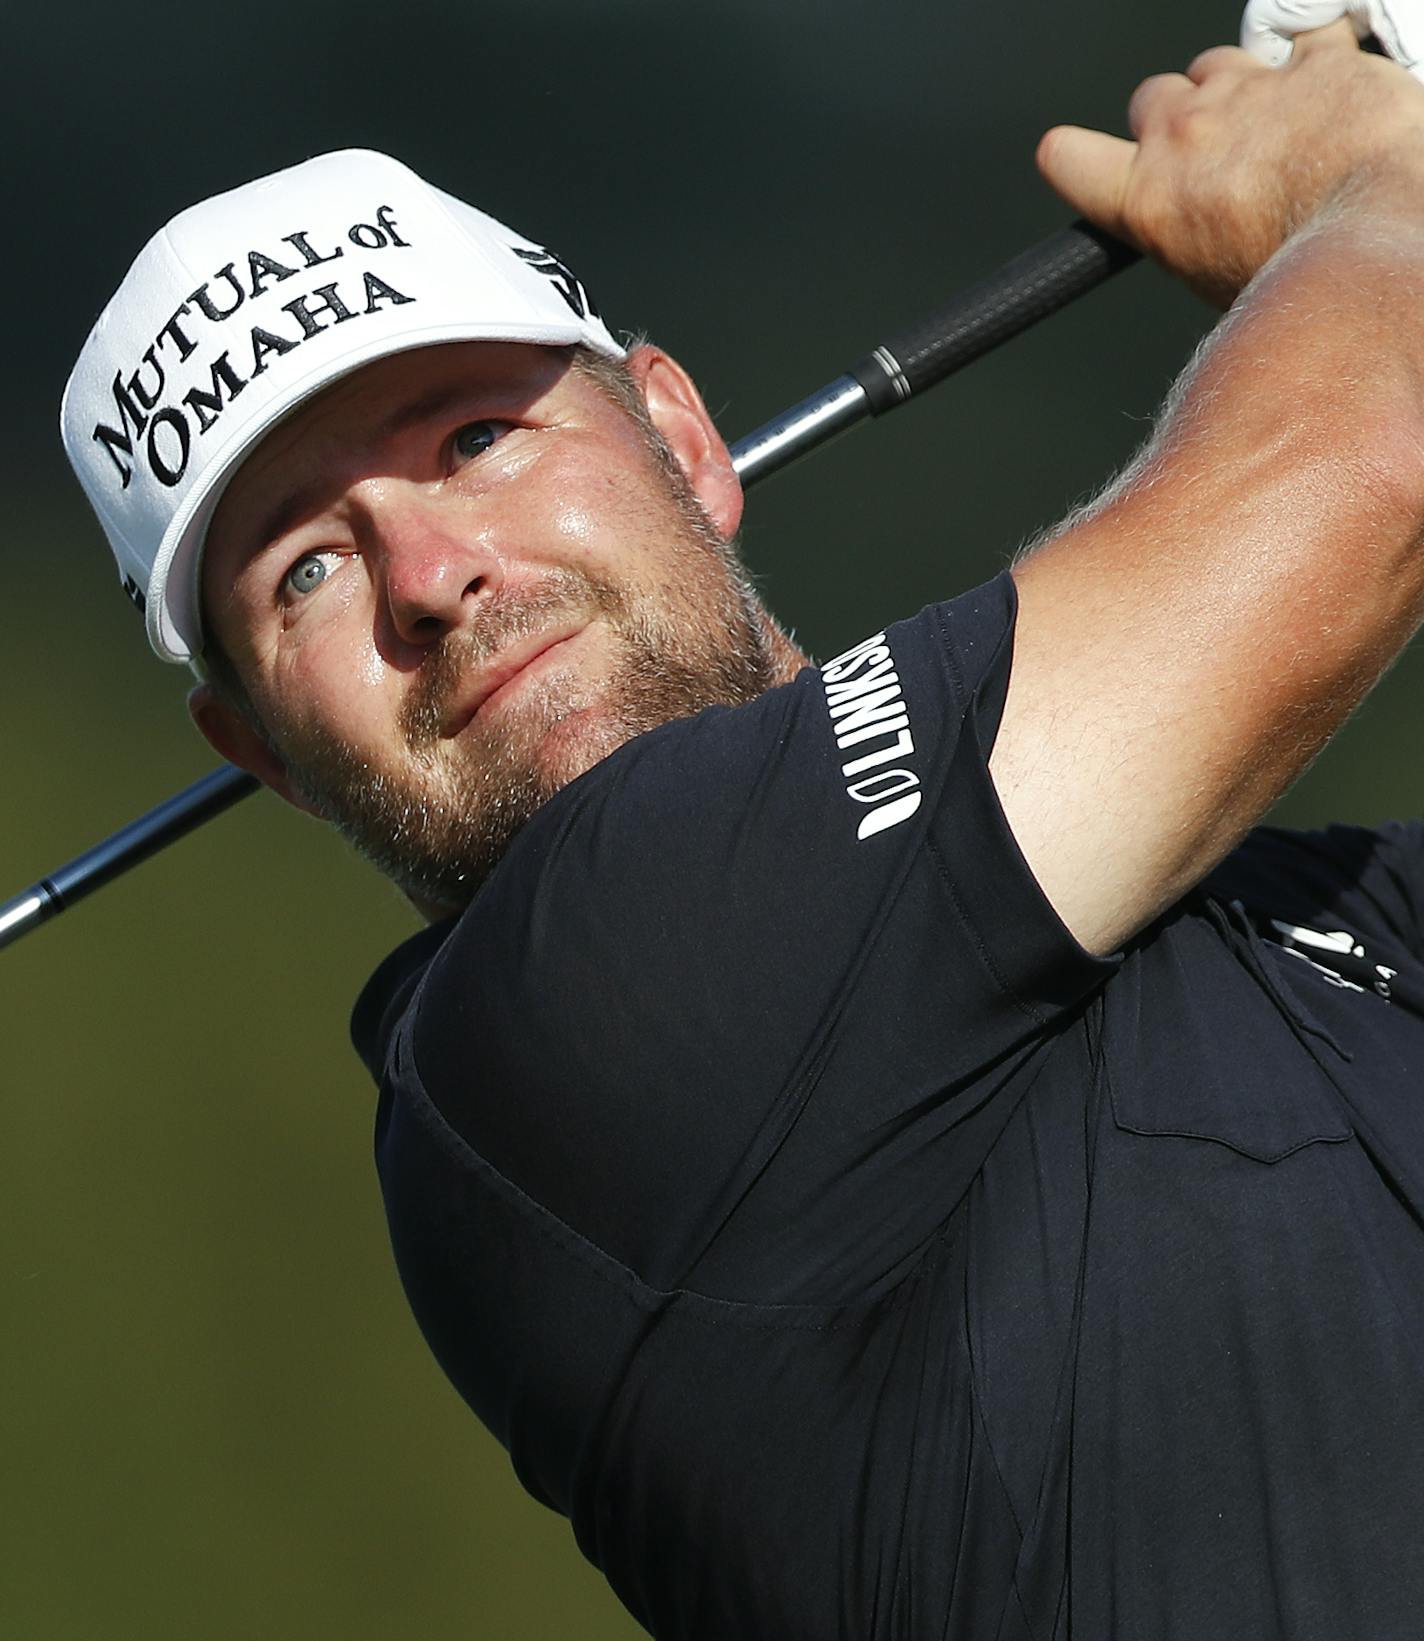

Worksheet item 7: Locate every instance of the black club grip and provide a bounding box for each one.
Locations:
[851,220,1141,413]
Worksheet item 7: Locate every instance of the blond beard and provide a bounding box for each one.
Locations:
[267,499,779,911]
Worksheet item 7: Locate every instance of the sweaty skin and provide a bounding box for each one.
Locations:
[992,20,1424,955]
[192,343,804,913]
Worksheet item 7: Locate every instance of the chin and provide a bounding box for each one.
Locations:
[535,703,632,791]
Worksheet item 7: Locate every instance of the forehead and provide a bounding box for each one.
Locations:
[236,338,569,485]
[202,341,576,577]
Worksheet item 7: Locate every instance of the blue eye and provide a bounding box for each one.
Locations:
[453,421,504,462]
[286,554,331,596]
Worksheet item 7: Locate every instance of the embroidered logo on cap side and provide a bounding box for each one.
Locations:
[512,245,601,322]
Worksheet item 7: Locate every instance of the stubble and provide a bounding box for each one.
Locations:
[269,487,779,911]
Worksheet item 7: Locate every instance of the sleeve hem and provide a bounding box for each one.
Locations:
[929,587,1121,1020]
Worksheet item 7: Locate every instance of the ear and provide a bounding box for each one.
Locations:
[187,683,323,819]
[623,345,745,539]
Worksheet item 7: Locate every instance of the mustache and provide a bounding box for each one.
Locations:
[398,570,623,748]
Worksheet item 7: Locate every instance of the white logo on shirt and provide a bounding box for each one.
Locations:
[1266,918,1398,999]
[820,631,922,841]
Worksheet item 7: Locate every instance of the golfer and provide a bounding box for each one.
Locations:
[58,6,1424,1636]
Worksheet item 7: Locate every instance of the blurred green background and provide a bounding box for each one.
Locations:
[6,2,1422,1636]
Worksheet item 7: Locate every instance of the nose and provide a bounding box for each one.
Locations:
[363,482,504,648]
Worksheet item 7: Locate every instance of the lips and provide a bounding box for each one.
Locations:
[440,624,584,738]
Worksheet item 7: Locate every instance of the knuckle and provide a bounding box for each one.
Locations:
[1186,45,1236,80]
[1164,99,1210,144]
[1127,73,1171,132]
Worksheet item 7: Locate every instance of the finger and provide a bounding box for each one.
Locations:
[1240,0,1360,65]
[1036,126,1139,237]
[1186,44,1259,83]
[1127,72,1194,139]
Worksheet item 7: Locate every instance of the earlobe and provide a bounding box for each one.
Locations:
[186,682,323,819]
[625,346,745,539]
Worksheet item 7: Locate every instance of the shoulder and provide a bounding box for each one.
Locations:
[350,916,455,1077]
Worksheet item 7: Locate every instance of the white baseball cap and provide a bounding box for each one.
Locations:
[61,148,625,665]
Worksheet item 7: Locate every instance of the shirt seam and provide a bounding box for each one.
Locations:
[387,1020,946,1329]
[927,596,1056,1027]
[925,829,1052,1026]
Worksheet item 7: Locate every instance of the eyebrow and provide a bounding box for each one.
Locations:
[249,381,490,558]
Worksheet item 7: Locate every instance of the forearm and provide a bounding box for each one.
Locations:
[1046,155,1424,638]
[1166,153,1424,540]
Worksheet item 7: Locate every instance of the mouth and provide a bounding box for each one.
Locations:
[440,623,587,738]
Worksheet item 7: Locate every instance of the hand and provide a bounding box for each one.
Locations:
[1241,0,1424,75]
[1036,21,1424,306]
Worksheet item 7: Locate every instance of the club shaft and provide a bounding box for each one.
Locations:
[736,219,1140,483]
[2,219,1137,952]
[0,767,261,949]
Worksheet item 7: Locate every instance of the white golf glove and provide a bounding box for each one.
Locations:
[1241,0,1424,75]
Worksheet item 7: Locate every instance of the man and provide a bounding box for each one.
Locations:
[59,8,1424,1637]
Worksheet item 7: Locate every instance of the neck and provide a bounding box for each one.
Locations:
[764,614,810,685]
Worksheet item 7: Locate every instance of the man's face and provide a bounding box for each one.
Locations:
[199,341,786,911]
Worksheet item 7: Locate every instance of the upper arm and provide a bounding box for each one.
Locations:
[988,275,1424,959]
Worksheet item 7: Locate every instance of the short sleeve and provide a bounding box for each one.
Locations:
[403,571,1116,1296]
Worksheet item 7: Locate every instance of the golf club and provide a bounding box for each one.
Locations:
[0,217,1139,952]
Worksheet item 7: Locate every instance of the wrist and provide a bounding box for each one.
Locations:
[1299,134,1424,239]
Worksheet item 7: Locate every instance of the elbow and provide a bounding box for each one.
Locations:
[1331,413,1424,585]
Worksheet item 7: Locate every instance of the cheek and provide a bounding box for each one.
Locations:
[551,495,600,555]
[540,446,680,576]
[265,624,395,755]
[353,630,386,691]
[275,567,390,705]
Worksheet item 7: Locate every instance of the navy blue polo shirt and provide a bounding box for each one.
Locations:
[354,572,1424,1640]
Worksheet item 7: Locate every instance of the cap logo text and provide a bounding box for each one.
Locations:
[92,204,414,492]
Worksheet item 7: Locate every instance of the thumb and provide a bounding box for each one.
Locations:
[1036,126,1139,239]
